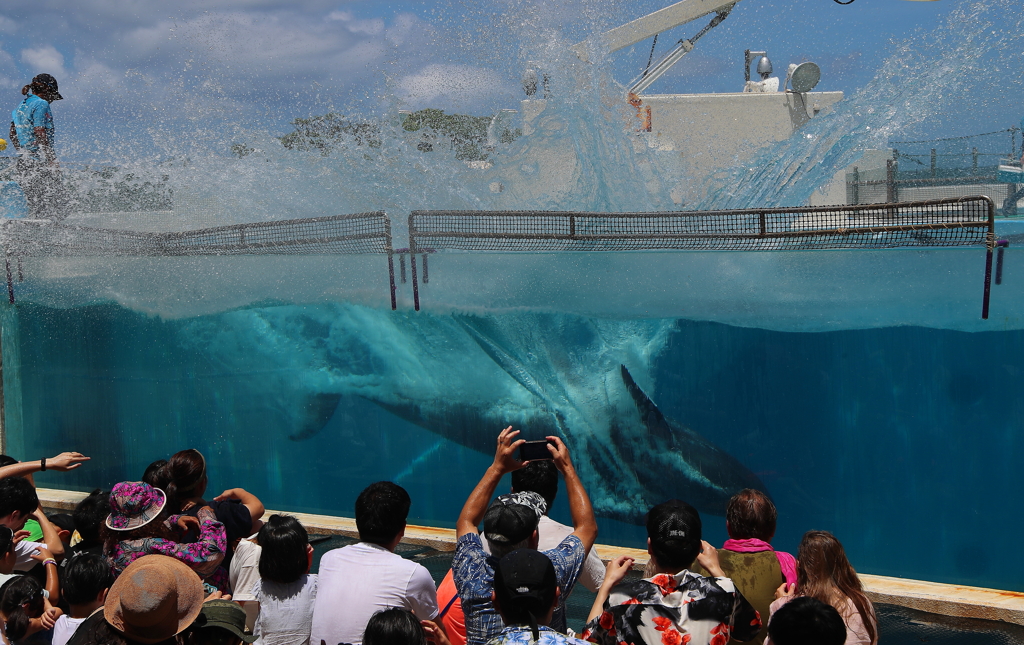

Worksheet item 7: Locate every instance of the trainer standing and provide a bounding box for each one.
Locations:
[10,74,64,220]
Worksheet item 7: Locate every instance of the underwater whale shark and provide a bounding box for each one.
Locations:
[176,302,765,522]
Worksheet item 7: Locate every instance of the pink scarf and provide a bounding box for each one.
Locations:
[723,538,798,586]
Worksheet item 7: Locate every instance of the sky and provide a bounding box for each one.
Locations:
[1,0,1013,161]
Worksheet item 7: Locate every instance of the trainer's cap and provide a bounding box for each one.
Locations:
[33,74,62,100]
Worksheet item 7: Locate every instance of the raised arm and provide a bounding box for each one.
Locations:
[546,436,597,553]
[456,426,526,538]
[0,452,89,480]
[30,546,60,602]
[32,508,64,561]
[214,488,266,531]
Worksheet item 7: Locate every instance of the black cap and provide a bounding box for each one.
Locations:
[646,499,702,569]
[32,74,62,101]
[483,492,546,545]
[494,549,558,611]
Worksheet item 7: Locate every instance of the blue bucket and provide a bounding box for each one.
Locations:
[0,181,27,218]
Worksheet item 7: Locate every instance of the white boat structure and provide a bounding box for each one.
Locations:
[513,0,844,205]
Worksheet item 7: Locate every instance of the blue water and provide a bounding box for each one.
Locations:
[7,295,1024,591]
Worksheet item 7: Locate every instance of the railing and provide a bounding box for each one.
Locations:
[0,198,1003,319]
[408,197,999,316]
[0,212,398,309]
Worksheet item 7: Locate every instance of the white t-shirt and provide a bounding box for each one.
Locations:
[310,542,437,645]
[13,540,44,571]
[482,515,606,592]
[52,615,87,645]
[230,537,263,602]
[253,574,318,645]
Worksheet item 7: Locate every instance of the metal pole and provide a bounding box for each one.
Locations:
[387,252,397,311]
[886,159,896,203]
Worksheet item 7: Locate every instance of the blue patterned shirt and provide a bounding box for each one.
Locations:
[453,533,586,645]
[487,626,590,645]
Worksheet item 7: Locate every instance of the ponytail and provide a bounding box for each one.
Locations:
[20,85,29,96]
[0,576,44,643]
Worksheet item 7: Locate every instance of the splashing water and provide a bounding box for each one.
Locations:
[701,0,1024,209]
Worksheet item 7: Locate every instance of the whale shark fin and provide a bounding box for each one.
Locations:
[620,364,674,445]
[288,392,344,441]
[455,316,548,402]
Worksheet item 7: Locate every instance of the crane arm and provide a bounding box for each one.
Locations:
[572,0,742,62]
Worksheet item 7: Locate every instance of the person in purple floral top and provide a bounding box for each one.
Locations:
[101,481,227,585]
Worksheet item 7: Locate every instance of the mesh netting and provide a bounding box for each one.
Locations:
[0,212,393,257]
[409,197,995,253]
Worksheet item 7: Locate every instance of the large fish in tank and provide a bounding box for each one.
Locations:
[176,302,765,522]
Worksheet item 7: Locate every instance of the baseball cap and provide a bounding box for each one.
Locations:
[493,548,559,641]
[482,492,547,545]
[32,74,62,100]
[646,499,702,568]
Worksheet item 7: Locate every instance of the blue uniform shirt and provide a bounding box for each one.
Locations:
[11,93,53,156]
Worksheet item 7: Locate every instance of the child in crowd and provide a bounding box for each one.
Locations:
[142,460,167,488]
[766,531,877,645]
[0,525,60,610]
[251,515,317,645]
[47,515,75,550]
[362,608,449,645]
[68,491,110,559]
[766,597,846,645]
[0,575,62,644]
[52,554,112,645]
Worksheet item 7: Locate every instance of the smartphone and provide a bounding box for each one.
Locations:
[519,439,555,461]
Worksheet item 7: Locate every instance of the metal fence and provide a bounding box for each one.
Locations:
[408,197,999,316]
[0,212,398,308]
[848,130,1022,208]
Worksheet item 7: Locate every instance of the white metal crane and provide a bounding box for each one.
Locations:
[572,0,743,95]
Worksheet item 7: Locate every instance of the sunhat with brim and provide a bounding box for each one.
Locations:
[106,481,166,531]
[194,600,257,643]
[105,555,204,644]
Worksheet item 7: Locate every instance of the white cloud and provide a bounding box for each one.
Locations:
[327,10,385,36]
[397,64,515,105]
[21,45,66,77]
[0,15,17,34]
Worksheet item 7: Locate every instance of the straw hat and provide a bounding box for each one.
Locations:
[105,555,204,644]
[106,482,166,531]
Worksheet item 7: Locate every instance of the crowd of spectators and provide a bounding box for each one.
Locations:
[0,433,877,645]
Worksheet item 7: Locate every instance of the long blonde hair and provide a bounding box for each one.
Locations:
[796,531,877,645]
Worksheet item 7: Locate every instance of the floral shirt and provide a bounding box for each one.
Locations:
[487,626,591,645]
[108,506,227,580]
[453,533,585,645]
[582,570,760,645]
